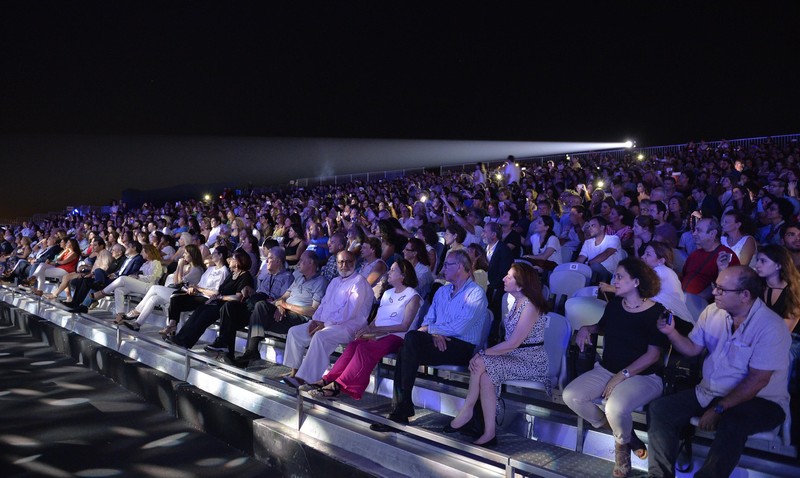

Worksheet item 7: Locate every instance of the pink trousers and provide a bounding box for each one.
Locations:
[324,335,403,399]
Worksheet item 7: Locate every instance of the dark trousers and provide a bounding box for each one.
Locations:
[167,293,208,324]
[485,285,504,345]
[391,330,475,416]
[217,296,263,356]
[172,302,224,348]
[647,389,785,478]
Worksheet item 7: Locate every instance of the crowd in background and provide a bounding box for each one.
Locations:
[1,136,799,475]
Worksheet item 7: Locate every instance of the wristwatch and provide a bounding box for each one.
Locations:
[714,404,725,414]
[622,369,631,378]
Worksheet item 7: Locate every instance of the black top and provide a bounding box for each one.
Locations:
[218,270,255,296]
[764,286,791,329]
[597,298,668,376]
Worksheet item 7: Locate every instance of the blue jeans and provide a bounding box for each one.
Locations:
[647,389,785,478]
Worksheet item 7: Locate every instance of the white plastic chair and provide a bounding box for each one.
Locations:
[572,286,599,298]
[548,270,587,313]
[553,262,593,286]
[564,296,606,331]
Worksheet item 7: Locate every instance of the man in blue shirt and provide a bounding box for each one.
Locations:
[372,249,488,429]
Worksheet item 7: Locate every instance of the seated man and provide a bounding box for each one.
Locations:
[372,249,487,429]
[282,250,372,387]
[649,266,790,478]
[64,242,140,312]
[681,217,739,321]
[576,216,622,283]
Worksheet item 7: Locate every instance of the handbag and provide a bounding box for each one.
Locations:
[566,332,598,384]
[661,345,702,397]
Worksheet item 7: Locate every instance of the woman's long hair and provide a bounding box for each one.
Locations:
[759,244,800,320]
[510,262,549,314]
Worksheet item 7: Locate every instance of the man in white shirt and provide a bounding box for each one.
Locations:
[648,266,790,478]
[577,216,621,283]
[282,251,373,387]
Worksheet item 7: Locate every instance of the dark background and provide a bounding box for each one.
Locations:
[1,2,799,219]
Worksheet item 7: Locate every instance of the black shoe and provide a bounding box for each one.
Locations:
[203,341,226,353]
[237,349,261,362]
[387,413,410,425]
[473,436,497,448]
[59,299,73,306]
[370,423,398,433]
[120,320,140,332]
[443,422,467,434]
[69,305,89,314]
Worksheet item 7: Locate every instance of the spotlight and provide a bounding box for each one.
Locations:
[203,194,211,201]
[597,180,605,188]
[624,140,634,148]
[495,173,503,180]
[637,154,644,161]
[420,194,428,203]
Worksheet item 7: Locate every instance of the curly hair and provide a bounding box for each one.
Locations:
[618,257,661,298]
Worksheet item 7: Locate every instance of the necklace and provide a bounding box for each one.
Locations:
[623,297,646,309]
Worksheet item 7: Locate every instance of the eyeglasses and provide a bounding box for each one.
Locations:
[337,260,354,266]
[442,261,459,268]
[711,282,744,295]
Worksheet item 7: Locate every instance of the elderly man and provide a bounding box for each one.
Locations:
[209,246,295,362]
[282,250,372,387]
[648,266,790,478]
[372,249,487,429]
[230,250,328,365]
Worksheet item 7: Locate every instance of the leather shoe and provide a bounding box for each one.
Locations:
[282,376,305,388]
[369,423,397,433]
[443,422,466,434]
[69,305,89,314]
[473,436,497,448]
[203,341,226,353]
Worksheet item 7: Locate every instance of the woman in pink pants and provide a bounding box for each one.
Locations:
[303,259,421,399]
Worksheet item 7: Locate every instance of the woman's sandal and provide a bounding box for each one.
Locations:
[159,323,177,337]
[613,443,631,478]
[121,320,140,332]
[308,381,340,398]
[298,379,328,392]
[113,313,128,324]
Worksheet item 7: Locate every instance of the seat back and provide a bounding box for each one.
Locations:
[548,270,587,313]
[564,296,606,331]
[543,312,572,390]
[572,286,599,298]
[553,262,592,286]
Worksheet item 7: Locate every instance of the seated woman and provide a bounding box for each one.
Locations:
[45,237,112,302]
[160,246,231,338]
[357,236,388,300]
[284,223,307,268]
[632,215,654,259]
[607,205,634,251]
[444,262,549,447]
[118,245,206,331]
[466,243,489,292]
[303,259,421,399]
[720,209,757,268]
[563,257,668,478]
[638,241,694,332]
[402,238,434,300]
[523,215,562,271]
[93,244,164,316]
[29,238,80,294]
[167,250,253,349]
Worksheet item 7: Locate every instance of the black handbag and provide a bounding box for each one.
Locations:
[662,345,702,396]
[566,332,598,384]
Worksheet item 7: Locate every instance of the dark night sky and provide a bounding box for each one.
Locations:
[1,2,799,219]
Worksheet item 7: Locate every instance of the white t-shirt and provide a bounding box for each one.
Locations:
[579,234,622,273]
[529,233,562,265]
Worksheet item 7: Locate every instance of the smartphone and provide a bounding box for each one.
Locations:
[661,309,673,325]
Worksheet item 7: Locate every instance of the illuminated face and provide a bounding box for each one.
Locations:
[502,268,520,293]
[720,214,738,234]
[783,227,800,251]
[641,246,661,269]
[753,253,780,279]
[336,252,355,278]
[613,266,639,297]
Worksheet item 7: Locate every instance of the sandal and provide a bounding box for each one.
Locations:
[630,431,647,460]
[308,381,340,398]
[613,442,631,478]
[299,379,328,392]
[121,320,140,332]
[159,323,177,337]
[113,313,128,324]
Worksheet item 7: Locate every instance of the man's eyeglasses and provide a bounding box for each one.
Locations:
[442,261,459,269]
[711,282,744,295]
[337,260,354,266]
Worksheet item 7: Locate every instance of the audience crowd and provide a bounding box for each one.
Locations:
[2,136,799,476]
